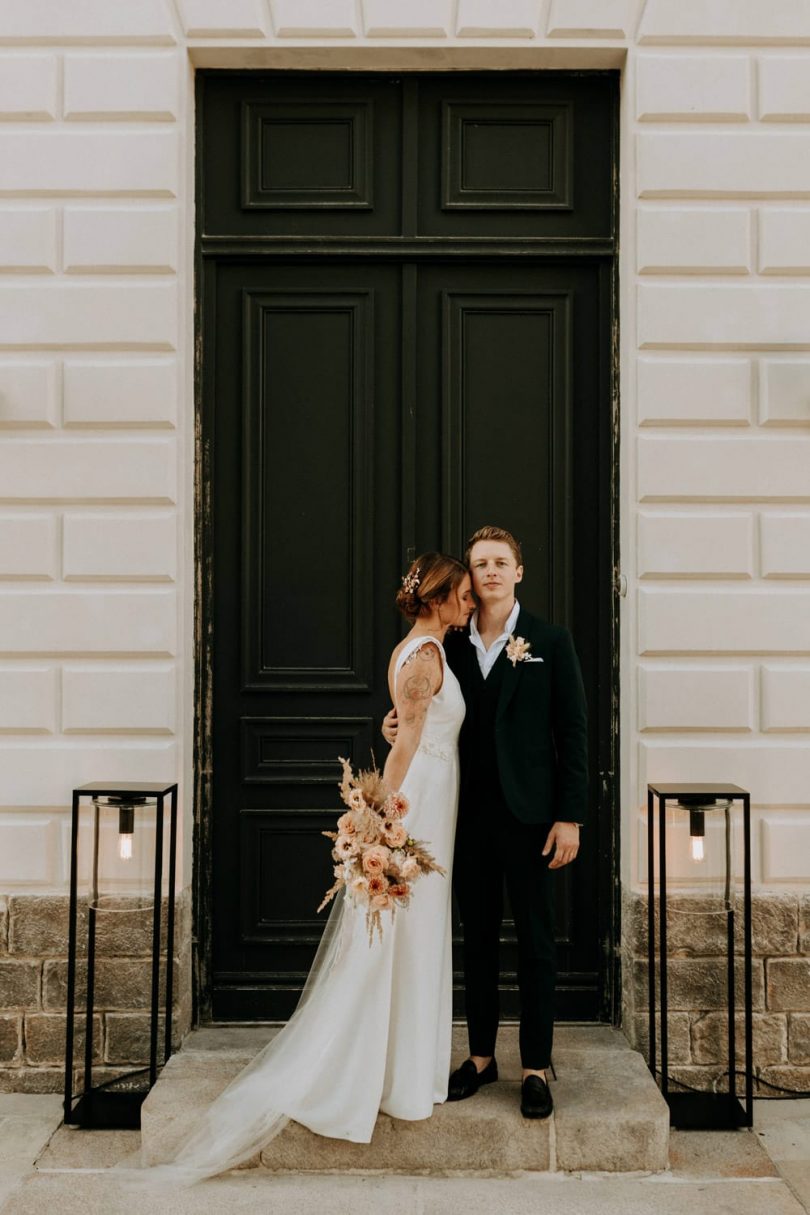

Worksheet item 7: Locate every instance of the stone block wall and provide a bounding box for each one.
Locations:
[623,890,810,1094]
[0,891,191,1092]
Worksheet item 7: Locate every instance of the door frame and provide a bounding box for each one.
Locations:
[192,67,621,1027]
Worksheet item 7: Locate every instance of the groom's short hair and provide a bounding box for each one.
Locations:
[465,526,523,568]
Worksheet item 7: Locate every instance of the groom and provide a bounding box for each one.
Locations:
[384,525,588,1119]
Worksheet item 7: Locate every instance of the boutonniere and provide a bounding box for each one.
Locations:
[505,634,532,666]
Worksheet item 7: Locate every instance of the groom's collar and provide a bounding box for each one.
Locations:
[468,599,521,653]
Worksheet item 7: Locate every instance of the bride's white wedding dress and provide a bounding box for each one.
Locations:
[142,636,465,1185]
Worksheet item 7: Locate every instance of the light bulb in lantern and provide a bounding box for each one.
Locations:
[688,808,705,863]
[118,804,135,863]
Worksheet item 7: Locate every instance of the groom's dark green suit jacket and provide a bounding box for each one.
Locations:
[444,607,589,827]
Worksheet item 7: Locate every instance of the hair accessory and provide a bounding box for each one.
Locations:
[401,566,421,594]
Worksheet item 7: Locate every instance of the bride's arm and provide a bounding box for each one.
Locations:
[382,644,442,792]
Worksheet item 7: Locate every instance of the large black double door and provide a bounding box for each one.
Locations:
[198,71,618,1022]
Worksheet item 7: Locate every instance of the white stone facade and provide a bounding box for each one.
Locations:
[0,3,808,913]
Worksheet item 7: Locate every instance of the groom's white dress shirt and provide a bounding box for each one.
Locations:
[469,599,520,679]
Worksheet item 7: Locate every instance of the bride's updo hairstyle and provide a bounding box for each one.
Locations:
[396,552,467,622]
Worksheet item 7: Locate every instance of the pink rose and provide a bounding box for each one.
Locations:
[362,845,390,876]
[384,822,408,849]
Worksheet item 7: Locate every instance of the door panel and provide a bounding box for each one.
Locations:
[415,75,614,239]
[211,260,402,1015]
[415,261,602,1016]
[203,74,403,237]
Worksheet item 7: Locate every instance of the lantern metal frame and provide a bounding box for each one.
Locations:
[646,781,753,1130]
[63,781,179,1130]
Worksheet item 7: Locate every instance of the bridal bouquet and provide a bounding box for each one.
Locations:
[317,756,445,943]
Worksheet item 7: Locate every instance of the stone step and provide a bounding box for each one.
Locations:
[140,1025,669,1175]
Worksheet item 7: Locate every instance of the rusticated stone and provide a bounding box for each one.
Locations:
[737,895,799,957]
[0,1014,21,1063]
[25,1012,102,1066]
[622,890,650,956]
[0,960,40,1008]
[624,892,801,960]
[95,901,158,957]
[758,1065,810,1096]
[766,958,810,1012]
[631,1012,691,1064]
[9,893,188,960]
[635,957,765,1012]
[665,898,729,958]
[630,958,651,1011]
[622,892,731,957]
[105,1012,169,1064]
[95,894,185,956]
[43,955,179,1011]
[8,896,83,957]
[691,1012,786,1066]
[174,946,192,1016]
[0,896,8,954]
[788,1013,810,1064]
[666,1064,729,1094]
[43,959,87,1010]
[800,895,810,954]
[0,1066,63,1093]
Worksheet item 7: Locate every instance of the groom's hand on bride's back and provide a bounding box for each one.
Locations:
[542,822,580,869]
[382,706,398,746]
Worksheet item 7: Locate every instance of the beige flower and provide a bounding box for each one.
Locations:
[371,892,392,910]
[389,882,410,899]
[335,834,358,859]
[505,634,531,666]
[348,789,367,812]
[400,856,419,880]
[362,845,390,875]
[384,822,408,849]
[337,812,357,835]
[367,874,389,897]
[350,875,370,903]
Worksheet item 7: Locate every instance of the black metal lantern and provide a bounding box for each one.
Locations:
[646,782,753,1130]
[63,781,178,1129]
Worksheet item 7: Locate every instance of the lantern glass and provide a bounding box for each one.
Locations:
[657,797,738,914]
[88,795,170,910]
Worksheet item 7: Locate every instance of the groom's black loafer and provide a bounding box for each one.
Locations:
[520,1074,553,1119]
[447,1057,498,1101]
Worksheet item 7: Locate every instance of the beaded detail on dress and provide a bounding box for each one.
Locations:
[418,738,450,762]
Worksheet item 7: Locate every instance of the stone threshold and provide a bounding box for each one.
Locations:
[140,1024,670,1175]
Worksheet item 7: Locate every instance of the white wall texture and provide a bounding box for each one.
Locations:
[0,0,808,903]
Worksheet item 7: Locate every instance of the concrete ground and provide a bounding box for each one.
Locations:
[0,1095,807,1215]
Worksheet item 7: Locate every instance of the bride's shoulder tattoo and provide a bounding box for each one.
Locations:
[399,645,440,725]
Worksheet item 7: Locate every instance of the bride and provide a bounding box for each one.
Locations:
[138,553,474,1184]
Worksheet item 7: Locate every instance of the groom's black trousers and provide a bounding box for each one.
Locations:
[453,790,556,1071]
